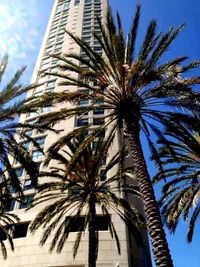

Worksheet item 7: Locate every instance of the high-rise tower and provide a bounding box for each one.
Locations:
[1,1,152,266]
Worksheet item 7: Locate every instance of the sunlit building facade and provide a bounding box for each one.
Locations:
[1,1,152,266]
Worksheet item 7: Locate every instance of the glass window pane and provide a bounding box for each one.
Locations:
[94,216,109,231]
[92,141,98,151]
[74,0,80,5]
[25,130,33,136]
[32,150,43,160]
[79,99,89,106]
[22,141,31,149]
[47,81,56,88]
[24,180,34,191]
[100,170,106,181]
[13,223,29,238]
[19,195,34,209]
[66,217,85,232]
[76,118,88,127]
[35,137,45,146]
[14,167,23,177]
[93,118,104,125]
[3,199,15,212]
[93,108,104,115]
[0,228,7,241]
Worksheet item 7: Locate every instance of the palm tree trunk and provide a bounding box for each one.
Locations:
[88,197,96,267]
[125,123,174,267]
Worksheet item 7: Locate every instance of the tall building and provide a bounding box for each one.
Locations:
[1,1,152,266]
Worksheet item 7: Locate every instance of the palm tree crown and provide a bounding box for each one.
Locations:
[29,136,144,267]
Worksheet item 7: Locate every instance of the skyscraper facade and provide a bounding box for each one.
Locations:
[1,1,152,266]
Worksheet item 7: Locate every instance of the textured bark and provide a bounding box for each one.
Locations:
[126,123,174,267]
[88,197,96,267]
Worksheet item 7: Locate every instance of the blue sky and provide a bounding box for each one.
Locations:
[0,0,200,266]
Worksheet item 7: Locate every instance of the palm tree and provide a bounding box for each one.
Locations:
[153,123,200,243]
[32,5,200,266]
[0,180,19,259]
[28,136,144,267]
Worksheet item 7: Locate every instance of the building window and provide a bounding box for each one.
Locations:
[76,118,88,127]
[83,18,91,23]
[93,118,104,125]
[96,129,105,138]
[41,103,51,113]
[51,59,59,66]
[94,46,102,52]
[22,141,31,149]
[35,137,46,146]
[54,48,61,53]
[94,216,109,231]
[32,150,43,160]
[49,66,58,73]
[24,130,33,137]
[47,81,56,89]
[34,90,43,97]
[96,98,104,104]
[19,195,34,209]
[14,167,23,177]
[3,199,16,212]
[45,87,54,93]
[56,5,63,13]
[79,99,89,106]
[26,119,37,125]
[83,36,91,42]
[27,111,37,118]
[100,170,106,181]
[92,141,98,151]
[9,185,17,194]
[66,216,85,232]
[93,108,104,115]
[66,216,109,232]
[102,157,106,165]
[23,180,34,191]
[94,3,101,8]
[63,2,70,10]
[0,229,7,241]
[74,0,80,5]
[13,223,29,238]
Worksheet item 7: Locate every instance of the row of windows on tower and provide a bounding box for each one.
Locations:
[26,102,52,118]
[76,117,104,127]
[75,0,102,6]
[4,195,34,212]
[0,216,109,242]
[81,2,102,64]
[6,167,106,212]
[42,4,69,67]
[81,0,102,4]
[22,136,45,150]
[25,103,104,128]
